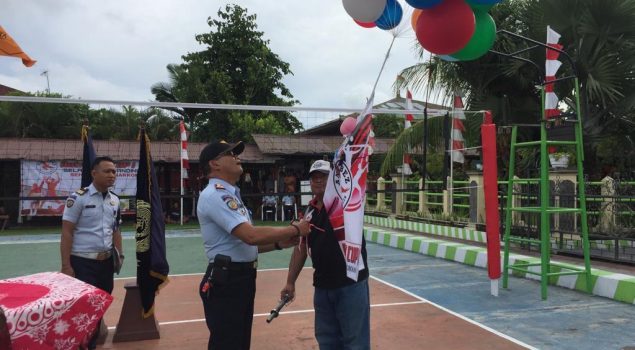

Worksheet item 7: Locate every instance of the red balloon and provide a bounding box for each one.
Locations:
[354,19,377,28]
[415,0,476,55]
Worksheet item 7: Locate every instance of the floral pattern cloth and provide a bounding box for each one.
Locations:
[0,272,113,350]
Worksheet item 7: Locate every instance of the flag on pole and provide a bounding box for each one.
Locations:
[402,90,414,175]
[135,128,169,318]
[80,125,96,188]
[323,95,374,281]
[451,93,466,164]
[0,26,36,67]
[545,25,563,119]
[179,121,190,188]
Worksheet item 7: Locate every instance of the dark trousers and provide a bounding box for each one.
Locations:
[199,263,257,350]
[283,205,294,220]
[71,255,114,349]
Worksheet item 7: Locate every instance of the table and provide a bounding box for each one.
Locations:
[0,272,113,350]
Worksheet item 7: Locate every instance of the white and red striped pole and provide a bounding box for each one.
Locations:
[451,94,466,164]
[545,26,563,119]
[179,120,190,225]
[402,89,414,176]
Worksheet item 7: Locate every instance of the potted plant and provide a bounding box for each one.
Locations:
[548,146,575,169]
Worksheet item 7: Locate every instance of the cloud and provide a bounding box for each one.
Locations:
[1,0,425,120]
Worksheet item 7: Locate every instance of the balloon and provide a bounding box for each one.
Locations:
[467,0,503,4]
[340,117,357,136]
[415,0,475,55]
[451,10,496,61]
[411,9,423,32]
[437,54,460,62]
[375,0,403,30]
[354,19,377,28]
[342,0,387,23]
[466,0,495,11]
[405,0,444,9]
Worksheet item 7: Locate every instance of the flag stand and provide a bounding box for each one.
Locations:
[113,282,160,342]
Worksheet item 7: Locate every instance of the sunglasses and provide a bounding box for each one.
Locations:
[215,150,238,160]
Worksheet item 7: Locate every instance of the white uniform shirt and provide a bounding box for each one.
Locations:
[62,183,120,253]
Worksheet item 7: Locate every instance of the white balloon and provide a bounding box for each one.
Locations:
[342,0,387,23]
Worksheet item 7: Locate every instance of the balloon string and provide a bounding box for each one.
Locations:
[370,35,397,97]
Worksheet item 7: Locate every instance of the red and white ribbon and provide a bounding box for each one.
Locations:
[545,26,563,119]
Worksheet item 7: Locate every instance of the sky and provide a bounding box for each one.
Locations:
[1,0,429,127]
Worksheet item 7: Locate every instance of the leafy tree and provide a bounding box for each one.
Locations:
[152,4,301,142]
[388,0,635,178]
[372,114,403,138]
[0,91,88,139]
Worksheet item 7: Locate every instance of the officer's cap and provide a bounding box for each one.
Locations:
[199,140,245,165]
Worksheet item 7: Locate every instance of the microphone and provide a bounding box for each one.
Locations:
[266,294,291,323]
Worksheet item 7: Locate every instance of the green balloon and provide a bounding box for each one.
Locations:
[466,1,495,11]
[451,10,497,61]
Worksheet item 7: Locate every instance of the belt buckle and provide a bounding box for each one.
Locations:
[96,251,110,260]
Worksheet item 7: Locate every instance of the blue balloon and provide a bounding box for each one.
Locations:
[405,0,443,9]
[375,0,403,30]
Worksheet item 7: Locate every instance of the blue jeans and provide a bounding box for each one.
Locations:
[314,279,370,350]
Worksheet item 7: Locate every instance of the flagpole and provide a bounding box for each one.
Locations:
[449,95,454,216]
[179,133,184,226]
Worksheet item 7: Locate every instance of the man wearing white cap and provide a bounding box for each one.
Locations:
[280,159,370,349]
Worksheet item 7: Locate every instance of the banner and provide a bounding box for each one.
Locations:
[0,25,36,67]
[81,125,97,188]
[20,160,138,216]
[323,96,374,281]
[135,129,169,318]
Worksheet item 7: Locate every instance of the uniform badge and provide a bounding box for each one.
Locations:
[110,200,116,206]
[226,199,239,210]
[66,198,75,208]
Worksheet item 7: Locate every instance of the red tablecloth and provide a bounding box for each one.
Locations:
[0,272,113,350]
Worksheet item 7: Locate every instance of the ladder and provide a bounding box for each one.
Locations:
[501,77,592,300]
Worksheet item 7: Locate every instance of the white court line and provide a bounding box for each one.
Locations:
[369,275,538,350]
[108,302,427,331]
[108,270,425,330]
[110,270,536,349]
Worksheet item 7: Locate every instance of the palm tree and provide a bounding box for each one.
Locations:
[383,0,635,177]
[151,63,208,138]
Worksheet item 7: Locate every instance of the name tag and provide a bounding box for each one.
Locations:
[85,205,96,208]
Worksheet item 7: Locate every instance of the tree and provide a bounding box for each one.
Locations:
[388,0,635,178]
[152,4,301,142]
[0,91,88,139]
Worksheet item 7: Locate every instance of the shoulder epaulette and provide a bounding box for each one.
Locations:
[109,190,119,198]
[214,183,226,190]
[75,187,88,195]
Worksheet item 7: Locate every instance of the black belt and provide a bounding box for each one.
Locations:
[208,260,258,272]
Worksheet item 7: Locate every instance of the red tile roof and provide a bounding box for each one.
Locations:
[0,138,276,163]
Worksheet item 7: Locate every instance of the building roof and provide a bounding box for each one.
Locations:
[300,96,450,136]
[0,138,277,163]
[252,134,393,155]
[0,84,21,96]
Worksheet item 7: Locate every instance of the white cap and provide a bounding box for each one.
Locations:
[309,160,330,175]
